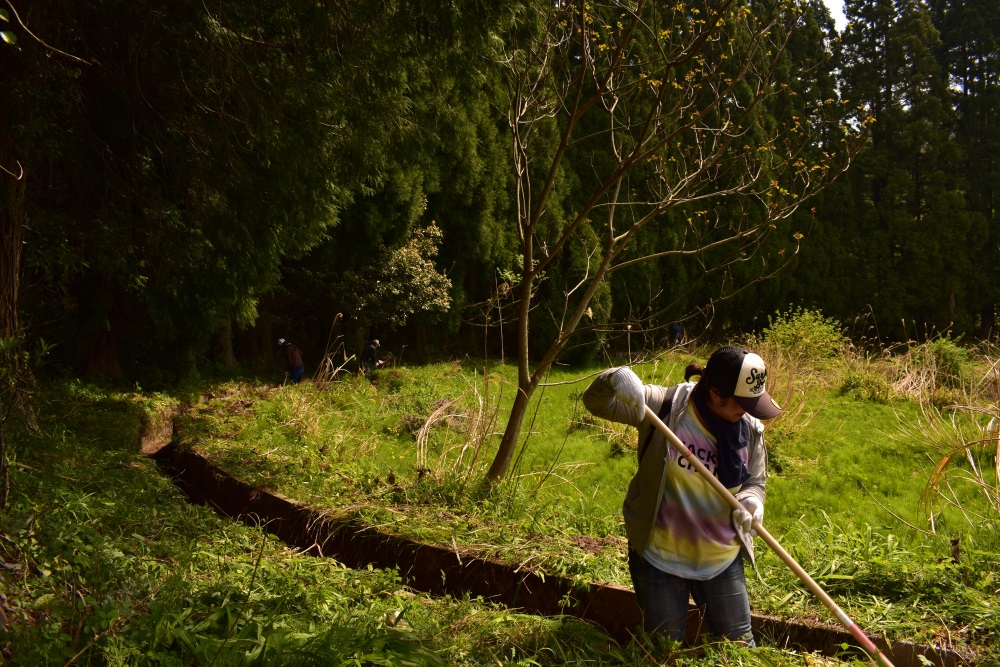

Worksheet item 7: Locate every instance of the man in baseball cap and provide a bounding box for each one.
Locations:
[578,344,780,647]
[360,338,381,375]
[701,345,783,420]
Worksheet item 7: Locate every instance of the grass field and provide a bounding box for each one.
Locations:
[2,382,755,666]
[169,337,1000,660]
[2,324,998,665]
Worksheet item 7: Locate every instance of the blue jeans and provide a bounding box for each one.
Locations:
[628,549,754,646]
[290,365,304,384]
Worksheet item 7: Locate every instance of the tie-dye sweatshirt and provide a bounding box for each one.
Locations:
[582,368,767,572]
[642,400,744,580]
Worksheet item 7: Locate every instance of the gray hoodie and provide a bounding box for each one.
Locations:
[582,367,768,567]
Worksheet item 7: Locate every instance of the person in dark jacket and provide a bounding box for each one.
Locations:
[583,346,782,646]
[669,323,686,346]
[278,338,304,384]
[360,339,381,375]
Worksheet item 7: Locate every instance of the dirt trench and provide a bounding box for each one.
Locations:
[140,412,967,667]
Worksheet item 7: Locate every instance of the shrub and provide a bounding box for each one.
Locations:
[923,337,971,390]
[761,308,847,362]
[892,336,973,402]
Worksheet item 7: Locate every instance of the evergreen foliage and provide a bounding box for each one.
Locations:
[0,0,996,377]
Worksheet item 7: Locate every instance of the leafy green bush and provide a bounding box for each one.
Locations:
[761,308,847,362]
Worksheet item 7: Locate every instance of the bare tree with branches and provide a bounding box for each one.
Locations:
[484,0,866,483]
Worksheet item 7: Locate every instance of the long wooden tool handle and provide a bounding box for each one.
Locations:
[643,405,895,667]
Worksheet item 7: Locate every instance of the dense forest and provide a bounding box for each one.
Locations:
[1,0,998,382]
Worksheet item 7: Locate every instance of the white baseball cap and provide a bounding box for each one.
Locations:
[704,346,782,420]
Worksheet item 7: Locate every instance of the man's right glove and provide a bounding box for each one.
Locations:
[733,495,764,537]
[609,366,645,423]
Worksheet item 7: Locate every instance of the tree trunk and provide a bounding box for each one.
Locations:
[85,328,124,381]
[485,380,538,483]
[0,154,26,511]
[485,275,536,483]
[211,322,239,367]
[981,303,996,340]
[0,170,24,339]
[0,430,8,509]
[175,342,199,379]
[235,319,275,372]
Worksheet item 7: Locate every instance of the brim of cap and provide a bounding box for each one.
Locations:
[735,393,783,420]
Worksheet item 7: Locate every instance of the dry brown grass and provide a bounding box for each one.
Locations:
[386,362,510,488]
[737,339,819,454]
[891,346,1000,531]
[276,389,325,440]
[414,396,464,474]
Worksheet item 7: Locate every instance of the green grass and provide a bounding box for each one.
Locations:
[167,353,1000,662]
[5,380,800,666]
[4,339,1000,664]
[765,394,929,532]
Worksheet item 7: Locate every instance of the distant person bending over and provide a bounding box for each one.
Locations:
[278,338,304,384]
[360,338,381,375]
[583,346,782,646]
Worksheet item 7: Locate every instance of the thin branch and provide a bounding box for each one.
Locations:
[0,160,23,180]
[3,0,86,63]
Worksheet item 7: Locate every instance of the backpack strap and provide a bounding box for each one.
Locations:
[638,386,677,463]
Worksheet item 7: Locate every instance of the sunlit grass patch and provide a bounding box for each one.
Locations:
[8,381,789,666]
[750,515,1000,649]
[69,330,1000,662]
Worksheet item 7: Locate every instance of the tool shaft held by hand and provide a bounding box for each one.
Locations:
[643,405,895,667]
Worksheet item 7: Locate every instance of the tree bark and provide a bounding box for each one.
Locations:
[981,303,996,340]
[485,259,537,483]
[485,379,537,484]
[0,430,8,509]
[0,163,26,511]
[85,328,124,381]
[0,169,24,340]
[211,322,239,367]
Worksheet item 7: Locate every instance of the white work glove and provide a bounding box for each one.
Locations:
[609,366,645,423]
[733,495,764,537]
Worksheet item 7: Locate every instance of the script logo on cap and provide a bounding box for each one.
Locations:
[735,353,768,398]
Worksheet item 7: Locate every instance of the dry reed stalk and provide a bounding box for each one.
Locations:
[453,368,505,490]
[312,350,354,389]
[414,397,462,474]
